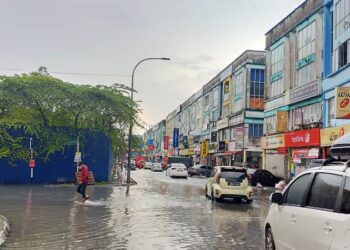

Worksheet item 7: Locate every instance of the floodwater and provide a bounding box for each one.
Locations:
[0,170,273,249]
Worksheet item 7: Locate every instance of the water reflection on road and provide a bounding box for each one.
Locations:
[0,170,273,249]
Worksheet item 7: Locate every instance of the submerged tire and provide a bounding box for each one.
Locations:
[265,227,276,250]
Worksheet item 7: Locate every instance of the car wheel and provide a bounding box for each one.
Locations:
[205,186,208,198]
[265,227,276,250]
[188,173,192,177]
[246,199,253,204]
[199,173,204,177]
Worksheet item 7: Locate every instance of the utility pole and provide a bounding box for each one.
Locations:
[126,57,170,184]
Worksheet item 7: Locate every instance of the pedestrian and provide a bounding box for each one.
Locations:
[76,161,90,201]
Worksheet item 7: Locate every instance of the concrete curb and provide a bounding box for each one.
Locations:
[0,215,10,247]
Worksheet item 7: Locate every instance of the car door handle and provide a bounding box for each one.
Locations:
[290,216,296,223]
[323,225,333,232]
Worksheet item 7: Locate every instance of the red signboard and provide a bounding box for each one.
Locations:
[277,147,288,155]
[29,159,36,168]
[148,144,154,151]
[284,128,320,147]
[163,136,169,150]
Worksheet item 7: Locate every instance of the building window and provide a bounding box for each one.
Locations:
[212,87,219,108]
[296,22,316,87]
[265,115,276,134]
[270,44,284,98]
[249,124,263,137]
[222,105,229,118]
[335,0,350,38]
[328,97,335,127]
[223,80,230,102]
[339,41,348,68]
[233,72,244,113]
[290,102,322,129]
[250,69,265,110]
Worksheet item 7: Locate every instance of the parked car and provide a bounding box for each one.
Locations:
[144,162,153,170]
[188,164,213,177]
[167,163,188,178]
[307,158,325,169]
[151,163,163,172]
[205,166,253,203]
[264,134,350,250]
[162,156,193,169]
[247,168,282,187]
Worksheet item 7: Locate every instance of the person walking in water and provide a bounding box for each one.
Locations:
[76,162,90,201]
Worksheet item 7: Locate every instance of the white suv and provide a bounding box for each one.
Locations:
[265,160,350,250]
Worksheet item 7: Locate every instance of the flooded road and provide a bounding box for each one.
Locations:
[0,170,273,249]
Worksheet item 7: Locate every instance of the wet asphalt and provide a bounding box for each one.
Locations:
[0,169,274,250]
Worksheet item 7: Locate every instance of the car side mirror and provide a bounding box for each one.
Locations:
[270,192,283,205]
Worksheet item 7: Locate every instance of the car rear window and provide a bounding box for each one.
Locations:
[220,170,247,182]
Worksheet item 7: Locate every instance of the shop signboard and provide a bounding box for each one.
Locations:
[276,111,288,132]
[320,124,350,147]
[179,149,189,156]
[234,127,244,149]
[277,147,288,155]
[261,134,285,149]
[211,131,217,142]
[201,141,209,157]
[209,143,216,153]
[173,128,179,148]
[335,87,350,118]
[163,136,169,150]
[284,128,320,147]
[188,148,195,155]
[147,139,154,145]
[217,118,229,130]
[292,148,319,161]
[228,142,235,152]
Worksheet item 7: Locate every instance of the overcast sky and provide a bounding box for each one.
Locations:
[0,0,304,132]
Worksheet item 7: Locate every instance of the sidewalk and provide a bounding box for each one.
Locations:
[0,215,10,246]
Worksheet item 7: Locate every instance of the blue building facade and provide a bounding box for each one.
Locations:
[322,0,350,128]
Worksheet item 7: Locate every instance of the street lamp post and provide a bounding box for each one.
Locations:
[127,57,170,184]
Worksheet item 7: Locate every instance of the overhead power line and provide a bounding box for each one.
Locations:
[0,67,131,77]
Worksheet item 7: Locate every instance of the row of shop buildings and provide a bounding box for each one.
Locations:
[144,0,350,179]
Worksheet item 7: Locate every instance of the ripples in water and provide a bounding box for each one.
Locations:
[0,170,272,249]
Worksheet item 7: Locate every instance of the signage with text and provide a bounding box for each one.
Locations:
[173,128,179,148]
[335,87,350,119]
[201,141,209,157]
[261,134,285,149]
[163,136,169,150]
[234,127,244,149]
[320,124,350,147]
[284,128,320,147]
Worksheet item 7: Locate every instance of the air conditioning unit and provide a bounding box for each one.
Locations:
[310,122,319,128]
[293,124,302,131]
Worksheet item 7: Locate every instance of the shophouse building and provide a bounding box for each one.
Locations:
[263,0,324,178]
[321,0,350,156]
[226,50,266,168]
[201,75,222,166]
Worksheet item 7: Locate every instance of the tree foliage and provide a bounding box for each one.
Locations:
[0,72,140,162]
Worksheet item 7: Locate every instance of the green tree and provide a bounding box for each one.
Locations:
[0,73,140,162]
